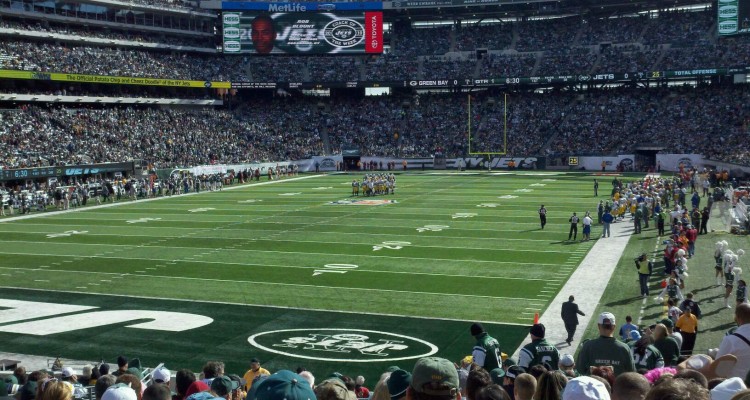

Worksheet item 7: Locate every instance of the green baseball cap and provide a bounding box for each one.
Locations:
[488,369,505,385]
[254,370,315,400]
[410,357,458,396]
[659,318,674,329]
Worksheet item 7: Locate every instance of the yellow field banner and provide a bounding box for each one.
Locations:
[0,69,231,89]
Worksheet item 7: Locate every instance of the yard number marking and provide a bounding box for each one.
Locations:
[452,213,477,219]
[477,203,499,208]
[188,208,215,213]
[498,195,518,199]
[514,188,533,193]
[126,218,162,224]
[47,230,88,238]
[313,264,359,276]
[373,241,411,251]
[416,225,449,232]
[529,183,546,187]
[238,200,263,203]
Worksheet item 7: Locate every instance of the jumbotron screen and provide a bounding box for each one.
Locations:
[222,11,383,54]
[718,0,750,35]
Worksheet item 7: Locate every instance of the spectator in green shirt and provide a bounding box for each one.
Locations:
[576,312,636,376]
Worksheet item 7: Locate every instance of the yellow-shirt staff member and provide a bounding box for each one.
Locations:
[242,358,270,391]
[676,307,699,356]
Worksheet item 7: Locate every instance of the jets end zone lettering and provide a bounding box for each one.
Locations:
[452,157,537,169]
[248,329,438,362]
[0,299,212,335]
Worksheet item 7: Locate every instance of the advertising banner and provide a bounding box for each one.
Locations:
[222,11,383,54]
[0,70,230,89]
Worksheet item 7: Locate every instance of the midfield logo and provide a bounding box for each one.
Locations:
[248,329,438,362]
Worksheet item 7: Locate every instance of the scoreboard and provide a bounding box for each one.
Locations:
[719,0,750,36]
[222,11,383,54]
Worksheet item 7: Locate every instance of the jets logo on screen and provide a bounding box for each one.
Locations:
[323,19,364,47]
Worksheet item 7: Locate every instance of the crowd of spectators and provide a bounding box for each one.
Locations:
[0,19,213,49]
[1,85,748,168]
[1,8,748,82]
[0,100,325,169]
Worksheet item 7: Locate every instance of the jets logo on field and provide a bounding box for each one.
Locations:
[328,199,398,206]
[248,329,438,362]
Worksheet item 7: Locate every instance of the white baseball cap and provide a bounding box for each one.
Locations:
[559,354,575,368]
[563,376,611,400]
[597,312,616,326]
[62,367,75,378]
[102,384,137,400]
[152,367,171,383]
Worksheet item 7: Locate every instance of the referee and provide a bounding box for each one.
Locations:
[568,212,579,241]
[539,205,547,229]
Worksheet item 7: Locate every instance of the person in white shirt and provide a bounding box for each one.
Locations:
[718,304,750,378]
[581,212,593,241]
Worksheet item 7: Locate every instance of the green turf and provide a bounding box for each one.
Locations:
[0,171,615,381]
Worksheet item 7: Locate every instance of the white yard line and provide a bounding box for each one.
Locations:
[513,221,634,358]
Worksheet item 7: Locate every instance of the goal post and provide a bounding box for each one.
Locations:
[467,93,508,156]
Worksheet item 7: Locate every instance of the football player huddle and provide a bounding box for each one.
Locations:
[352,174,396,197]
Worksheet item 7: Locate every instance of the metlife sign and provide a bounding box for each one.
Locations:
[718,0,750,36]
[221,2,383,11]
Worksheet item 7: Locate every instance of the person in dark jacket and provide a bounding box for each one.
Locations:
[561,296,586,345]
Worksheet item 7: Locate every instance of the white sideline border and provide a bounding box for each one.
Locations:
[513,221,634,358]
[0,173,331,224]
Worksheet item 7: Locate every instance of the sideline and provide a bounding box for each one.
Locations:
[513,220,634,358]
[0,173,330,224]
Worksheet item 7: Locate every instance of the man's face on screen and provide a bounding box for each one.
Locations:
[251,19,276,54]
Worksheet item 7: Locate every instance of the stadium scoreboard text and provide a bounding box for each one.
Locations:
[229,67,750,89]
[222,11,383,54]
[718,0,750,36]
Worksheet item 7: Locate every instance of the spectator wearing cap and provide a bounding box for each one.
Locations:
[354,376,370,399]
[387,370,411,400]
[710,377,746,400]
[152,368,171,386]
[315,377,356,400]
[254,370,315,400]
[562,376,609,400]
[576,312,635,376]
[406,357,460,400]
[96,376,117,400]
[61,367,88,399]
[658,317,683,349]
[518,323,560,371]
[116,375,143,400]
[558,355,577,378]
[113,357,129,377]
[470,323,502,371]
[561,296,585,345]
[717,303,750,378]
[502,366,524,400]
[102,384,138,400]
[297,372,314,390]
[511,374,534,400]
[210,376,239,400]
[611,372,648,400]
[242,359,269,391]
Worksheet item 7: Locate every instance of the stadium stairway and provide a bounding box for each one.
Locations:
[509,25,519,51]
[513,220,635,359]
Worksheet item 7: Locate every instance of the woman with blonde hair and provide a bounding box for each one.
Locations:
[369,372,392,400]
[39,380,73,400]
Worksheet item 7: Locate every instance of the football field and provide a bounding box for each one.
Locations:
[0,171,607,380]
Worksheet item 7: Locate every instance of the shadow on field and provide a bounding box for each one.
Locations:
[549,240,586,245]
[604,296,645,306]
[705,322,736,332]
